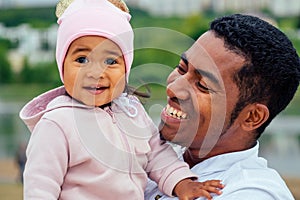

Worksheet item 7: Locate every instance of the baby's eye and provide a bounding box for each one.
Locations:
[104,58,117,65]
[76,56,89,64]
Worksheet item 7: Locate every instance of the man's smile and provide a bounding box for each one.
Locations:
[165,104,187,119]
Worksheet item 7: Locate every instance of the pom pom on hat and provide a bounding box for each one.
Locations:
[55,0,134,83]
[55,0,74,18]
[56,0,129,18]
[107,0,129,13]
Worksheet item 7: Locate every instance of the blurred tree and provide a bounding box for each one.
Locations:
[0,38,13,83]
[0,7,56,28]
[19,59,60,85]
[185,14,211,40]
[18,57,31,83]
[297,14,300,29]
[0,49,13,83]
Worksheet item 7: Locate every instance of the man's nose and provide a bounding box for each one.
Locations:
[166,74,190,101]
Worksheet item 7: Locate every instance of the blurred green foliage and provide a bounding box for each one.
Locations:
[0,6,299,114]
[0,7,56,28]
[0,6,299,83]
[0,38,13,83]
[18,60,60,85]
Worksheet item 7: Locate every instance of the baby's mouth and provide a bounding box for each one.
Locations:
[84,86,108,91]
[165,104,187,119]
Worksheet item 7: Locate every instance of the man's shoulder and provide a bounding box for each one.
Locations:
[195,162,294,200]
[145,158,294,200]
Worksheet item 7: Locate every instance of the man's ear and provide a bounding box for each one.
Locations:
[240,104,269,131]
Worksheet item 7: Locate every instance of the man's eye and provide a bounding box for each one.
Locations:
[76,57,89,64]
[196,82,210,92]
[176,65,186,75]
[104,58,117,65]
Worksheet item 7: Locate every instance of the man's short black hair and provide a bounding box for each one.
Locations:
[210,14,300,136]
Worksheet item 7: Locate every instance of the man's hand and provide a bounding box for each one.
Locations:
[174,178,224,200]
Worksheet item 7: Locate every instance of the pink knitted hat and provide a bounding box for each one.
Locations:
[56,0,134,83]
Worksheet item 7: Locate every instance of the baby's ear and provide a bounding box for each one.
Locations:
[107,0,130,13]
[56,0,74,18]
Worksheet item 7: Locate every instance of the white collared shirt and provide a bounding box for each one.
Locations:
[144,143,295,200]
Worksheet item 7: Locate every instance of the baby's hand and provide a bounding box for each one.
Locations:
[174,178,224,200]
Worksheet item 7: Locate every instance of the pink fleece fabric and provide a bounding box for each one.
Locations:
[56,0,134,83]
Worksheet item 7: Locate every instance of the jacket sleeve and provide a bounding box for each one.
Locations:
[146,132,197,197]
[140,112,197,197]
[24,118,68,200]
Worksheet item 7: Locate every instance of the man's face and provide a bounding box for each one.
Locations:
[159,31,245,157]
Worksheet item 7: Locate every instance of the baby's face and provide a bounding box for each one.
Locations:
[63,36,126,106]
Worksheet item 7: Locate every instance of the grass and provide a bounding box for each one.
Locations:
[0,179,299,200]
[0,83,57,102]
[0,159,22,200]
[0,183,22,200]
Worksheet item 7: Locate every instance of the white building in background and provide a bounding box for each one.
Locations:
[125,0,300,17]
[210,0,300,17]
[0,0,299,71]
[271,0,300,17]
[210,0,269,13]
[0,0,57,8]
[0,0,15,8]
[126,0,210,17]
[0,23,57,72]
[1,0,299,16]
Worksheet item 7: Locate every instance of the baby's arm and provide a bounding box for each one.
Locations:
[24,119,68,199]
[145,132,223,198]
[174,178,224,200]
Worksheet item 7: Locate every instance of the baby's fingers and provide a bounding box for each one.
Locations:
[177,189,213,200]
[203,180,224,188]
[202,180,224,194]
[203,185,223,195]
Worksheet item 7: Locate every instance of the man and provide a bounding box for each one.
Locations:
[145,14,300,200]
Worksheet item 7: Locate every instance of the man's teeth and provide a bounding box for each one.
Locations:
[166,104,187,119]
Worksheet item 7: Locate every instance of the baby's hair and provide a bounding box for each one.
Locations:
[56,0,129,18]
[126,85,151,99]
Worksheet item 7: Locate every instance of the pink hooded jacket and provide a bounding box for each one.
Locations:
[19,86,196,199]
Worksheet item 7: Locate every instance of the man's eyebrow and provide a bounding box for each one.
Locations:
[181,53,219,85]
[195,68,219,85]
[181,53,188,66]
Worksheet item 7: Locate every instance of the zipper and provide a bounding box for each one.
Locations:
[104,105,143,197]
[118,126,143,197]
[104,106,116,123]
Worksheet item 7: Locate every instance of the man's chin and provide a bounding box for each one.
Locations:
[159,128,186,147]
[159,121,176,140]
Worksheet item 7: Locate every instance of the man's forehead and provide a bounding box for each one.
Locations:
[185,37,220,77]
[187,31,246,72]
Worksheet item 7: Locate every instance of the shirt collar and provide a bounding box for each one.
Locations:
[191,142,260,176]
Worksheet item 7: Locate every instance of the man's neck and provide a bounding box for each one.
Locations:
[183,149,207,168]
[183,141,258,168]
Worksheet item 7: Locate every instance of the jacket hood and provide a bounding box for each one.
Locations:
[19,86,140,133]
[19,86,88,132]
